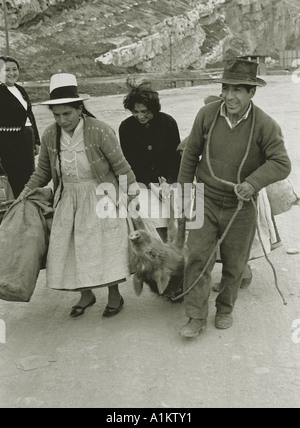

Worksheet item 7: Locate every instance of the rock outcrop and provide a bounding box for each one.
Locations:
[94,0,229,72]
[0,0,300,78]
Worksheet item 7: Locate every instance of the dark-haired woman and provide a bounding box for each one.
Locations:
[18,73,137,318]
[119,79,181,241]
[0,56,40,197]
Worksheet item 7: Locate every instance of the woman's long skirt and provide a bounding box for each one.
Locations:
[46,179,130,291]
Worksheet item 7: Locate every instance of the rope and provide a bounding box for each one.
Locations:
[250,198,287,305]
[172,200,244,301]
[127,213,135,234]
[205,101,256,189]
[172,102,287,305]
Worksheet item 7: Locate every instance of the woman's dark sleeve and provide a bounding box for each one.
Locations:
[119,120,152,185]
[165,116,182,184]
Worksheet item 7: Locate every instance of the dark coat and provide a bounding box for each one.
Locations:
[0,83,40,197]
[0,83,40,145]
[119,112,181,186]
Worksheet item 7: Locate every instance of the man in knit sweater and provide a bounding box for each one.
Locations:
[177,58,291,338]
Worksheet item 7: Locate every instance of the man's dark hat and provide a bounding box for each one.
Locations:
[215,58,267,87]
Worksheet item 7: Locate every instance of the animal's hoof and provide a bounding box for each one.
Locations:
[133,275,143,296]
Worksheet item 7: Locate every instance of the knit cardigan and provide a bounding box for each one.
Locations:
[178,100,291,196]
[25,115,137,196]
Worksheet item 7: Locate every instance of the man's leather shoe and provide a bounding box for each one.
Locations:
[215,313,233,329]
[179,318,207,338]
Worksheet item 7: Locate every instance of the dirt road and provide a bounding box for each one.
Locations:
[0,75,300,409]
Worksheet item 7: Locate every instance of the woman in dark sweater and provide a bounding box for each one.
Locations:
[119,79,181,241]
[0,56,40,198]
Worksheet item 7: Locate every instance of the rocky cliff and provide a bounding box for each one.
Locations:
[0,0,300,80]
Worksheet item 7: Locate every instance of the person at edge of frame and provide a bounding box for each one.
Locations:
[0,56,40,198]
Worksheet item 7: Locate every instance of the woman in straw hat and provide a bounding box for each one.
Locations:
[18,73,138,318]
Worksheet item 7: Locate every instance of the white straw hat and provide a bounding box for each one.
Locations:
[40,73,90,105]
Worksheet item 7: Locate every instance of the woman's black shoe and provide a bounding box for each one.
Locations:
[70,295,96,318]
[102,296,124,318]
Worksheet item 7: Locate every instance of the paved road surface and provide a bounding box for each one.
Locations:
[0,75,300,409]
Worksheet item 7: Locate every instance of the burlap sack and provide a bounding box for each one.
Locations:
[0,188,54,302]
[0,175,15,223]
[266,178,299,216]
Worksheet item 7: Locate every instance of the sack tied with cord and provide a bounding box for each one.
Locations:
[0,187,54,302]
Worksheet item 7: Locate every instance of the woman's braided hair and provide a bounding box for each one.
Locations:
[50,101,96,204]
[55,122,63,203]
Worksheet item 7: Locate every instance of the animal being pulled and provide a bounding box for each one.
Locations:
[128,218,186,300]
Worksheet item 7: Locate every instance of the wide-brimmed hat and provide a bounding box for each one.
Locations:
[214,58,267,87]
[40,73,90,105]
